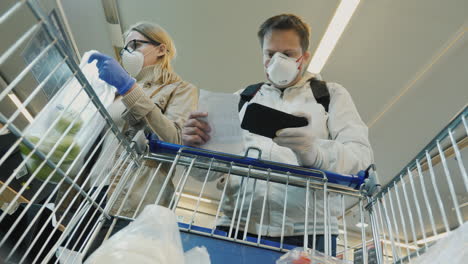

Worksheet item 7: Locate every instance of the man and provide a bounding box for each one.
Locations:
[182,14,373,255]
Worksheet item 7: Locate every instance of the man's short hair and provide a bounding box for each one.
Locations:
[258,14,311,52]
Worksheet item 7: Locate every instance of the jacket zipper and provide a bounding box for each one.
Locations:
[267,88,287,235]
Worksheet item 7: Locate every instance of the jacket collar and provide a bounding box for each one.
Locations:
[135,65,156,83]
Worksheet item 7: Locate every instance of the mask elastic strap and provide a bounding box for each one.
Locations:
[296,55,304,70]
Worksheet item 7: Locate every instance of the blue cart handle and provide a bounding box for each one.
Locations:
[148,137,368,190]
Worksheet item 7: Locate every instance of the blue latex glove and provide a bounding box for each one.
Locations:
[88,52,135,95]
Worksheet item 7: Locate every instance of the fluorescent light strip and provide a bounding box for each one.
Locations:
[367,27,467,128]
[308,0,361,74]
[382,239,419,250]
[381,232,449,251]
[355,222,368,228]
[416,232,448,245]
[176,192,213,203]
[454,201,468,210]
[8,93,34,123]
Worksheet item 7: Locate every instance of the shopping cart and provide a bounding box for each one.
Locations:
[144,138,373,262]
[1,1,467,264]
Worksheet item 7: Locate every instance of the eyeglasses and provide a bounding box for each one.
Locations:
[120,39,161,56]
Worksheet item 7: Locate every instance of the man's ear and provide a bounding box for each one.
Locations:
[300,51,311,71]
[303,51,311,63]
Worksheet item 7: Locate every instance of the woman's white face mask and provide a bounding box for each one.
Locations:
[121,46,158,77]
[121,50,145,77]
[266,52,303,87]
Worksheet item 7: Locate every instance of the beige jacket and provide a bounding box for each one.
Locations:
[99,66,197,217]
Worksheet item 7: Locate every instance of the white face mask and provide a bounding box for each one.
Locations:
[266,52,303,87]
[121,50,144,77]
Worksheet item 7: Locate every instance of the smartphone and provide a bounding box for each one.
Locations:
[241,103,308,138]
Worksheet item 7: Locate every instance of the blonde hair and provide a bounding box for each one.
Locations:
[124,22,181,86]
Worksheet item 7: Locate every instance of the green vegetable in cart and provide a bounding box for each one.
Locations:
[19,135,81,183]
[53,110,83,136]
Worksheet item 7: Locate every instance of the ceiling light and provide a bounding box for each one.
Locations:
[308,0,361,73]
[356,222,368,229]
[8,93,34,123]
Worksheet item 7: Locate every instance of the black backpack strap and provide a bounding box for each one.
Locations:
[238,82,264,111]
[309,78,330,112]
[238,79,330,112]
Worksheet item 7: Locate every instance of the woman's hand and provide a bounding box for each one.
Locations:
[182,111,212,147]
[88,52,135,95]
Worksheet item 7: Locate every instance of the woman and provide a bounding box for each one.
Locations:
[53,22,196,258]
[87,22,198,218]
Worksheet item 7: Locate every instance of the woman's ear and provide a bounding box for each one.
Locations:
[156,44,167,57]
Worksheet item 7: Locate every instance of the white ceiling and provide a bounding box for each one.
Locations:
[59,0,468,186]
[322,0,468,183]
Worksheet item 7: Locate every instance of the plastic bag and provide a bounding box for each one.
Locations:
[276,247,351,264]
[56,247,83,264]
[411,221,468,264]
[85,205,211,264]
[19,50,115,183]
[184,246,211,264]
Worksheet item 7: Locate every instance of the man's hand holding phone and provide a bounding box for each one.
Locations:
[273,112,322,168]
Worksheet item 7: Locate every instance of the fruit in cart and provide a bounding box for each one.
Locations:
[19,135,81,183]
[277,248,346,264]
[292,256,311,264]
[53,110,83,136]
